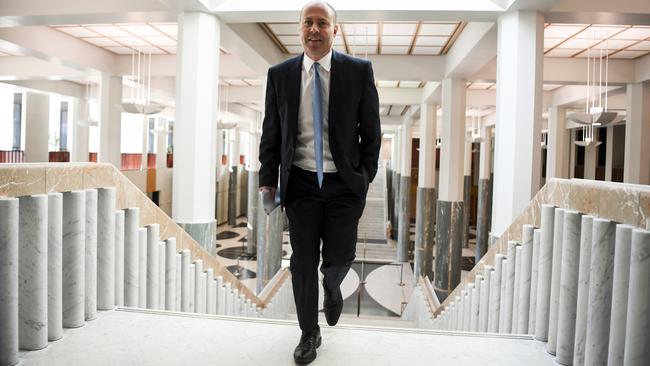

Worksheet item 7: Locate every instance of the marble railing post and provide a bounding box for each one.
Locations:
[165,238,177,311]
[556,210,582,365]
[138,228,147,307]
[498,258,509,333]
[622,229,650,366]
[488,255,504,333]
[158,242,166,308]
[256,196,283,293]
[194,260,204,313]
[470,275,482,331]
[114,211,125,306]
[62,191,85,329]
[85,189,98,321]
[217,278,226,315]
[502,241,518,333]
[479,266,492,332]
[97,188,116,310]
[528,229,541,334]
[206,268,215,314]
[584,218,615,366]
[175,253,181,311]
[606,224,634,365]
[146,224,159,309]
[189,263,195,312]
[124,207,140,308]
[573,215,593,366]
[547,208,565,354]
[48,193,63,341]
[535,204,555,341]
[19,195,49,349]
[512,246,522,331]
[199,271,207,313]
[224,284,233,315]
[180,250,191,312]
[517,226,533,334]
[0,198,19,366]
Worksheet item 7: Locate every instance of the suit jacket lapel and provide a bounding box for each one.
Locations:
[285,54,303,146]
[328,50,342,136]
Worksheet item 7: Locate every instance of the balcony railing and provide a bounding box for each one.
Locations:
[0,150,24,163]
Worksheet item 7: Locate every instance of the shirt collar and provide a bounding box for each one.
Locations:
[303,49,333,73]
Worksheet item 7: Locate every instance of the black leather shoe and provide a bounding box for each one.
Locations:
[323,285,343,326]
[293,327,321,364]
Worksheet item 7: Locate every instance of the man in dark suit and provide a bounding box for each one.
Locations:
[258,1,381,364]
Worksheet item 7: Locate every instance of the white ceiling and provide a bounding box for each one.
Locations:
[544,24,650,59]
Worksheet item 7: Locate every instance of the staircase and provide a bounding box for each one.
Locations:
[402,179,650,366]
[357,165,387,244]
[2,164,649,366]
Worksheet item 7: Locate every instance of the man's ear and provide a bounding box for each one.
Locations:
[333,24,339,36]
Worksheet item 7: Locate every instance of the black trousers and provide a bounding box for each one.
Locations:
[284,165,366,331]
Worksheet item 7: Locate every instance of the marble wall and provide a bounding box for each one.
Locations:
[0,163,262,307]
[435,178,650,315]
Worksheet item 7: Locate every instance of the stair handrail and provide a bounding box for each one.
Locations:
[434,177,650,317]
[257,267,291,307]
[0,162,263,307]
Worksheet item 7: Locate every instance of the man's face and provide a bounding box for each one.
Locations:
[300,3,338,60]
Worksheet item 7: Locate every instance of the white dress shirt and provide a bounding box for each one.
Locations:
[293,49,337,173]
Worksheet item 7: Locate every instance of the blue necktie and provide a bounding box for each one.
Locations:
[312,62,324,188]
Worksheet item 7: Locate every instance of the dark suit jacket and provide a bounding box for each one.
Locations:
[258,50,382,204]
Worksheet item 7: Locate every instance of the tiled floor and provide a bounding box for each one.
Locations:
[19,308,559,366]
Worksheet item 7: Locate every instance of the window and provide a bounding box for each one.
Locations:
[12,93,22,151]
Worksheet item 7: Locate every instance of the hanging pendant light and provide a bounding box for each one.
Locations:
[467,106,484,143]
[120,49,165,115]
[569,33,618,146]
[76,82,99,127]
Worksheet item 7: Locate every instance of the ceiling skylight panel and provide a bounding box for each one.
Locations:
[142,36,176,47]
[399,81,421,88]
[382,23,417,36]
[342,23,378,36]
[348,45,376,55]
[544,24,588,38]
[112,37,149,46]
[131,46,166,54]
[380,46,409,55]
[118,24,164,37]
[609,50,648,58]
[347,35,378,46]
[544,38,563,49]
[57,26,100,37]
[85,25,131,37]
[419,23,457,36]
[577,26,628,38]
[556,38,599,49]
[545,48,581,57]
[415,36,448,47]
[377,80,399,88]
[104,46,133,55]
[150,24,178,37]
[83,37,122,47]
[381,36,412,46]
[611,27,650,40]
[627,41,650,51]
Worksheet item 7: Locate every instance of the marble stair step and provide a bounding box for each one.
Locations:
[19,307,556,366]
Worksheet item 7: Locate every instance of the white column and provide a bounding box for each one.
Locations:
[24,92,50,162]
[396,122,412,262]
[569,130,576,179]
[624,82,650,184]
[418,104,437,189]
[172,12,221,248]
[99,74,122,168]
[72,97,90,162]
[491,10,543,237]
[433,78,466,300]
[547,107,569,179]
[439,78,466,203]
[604,126,613,181]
